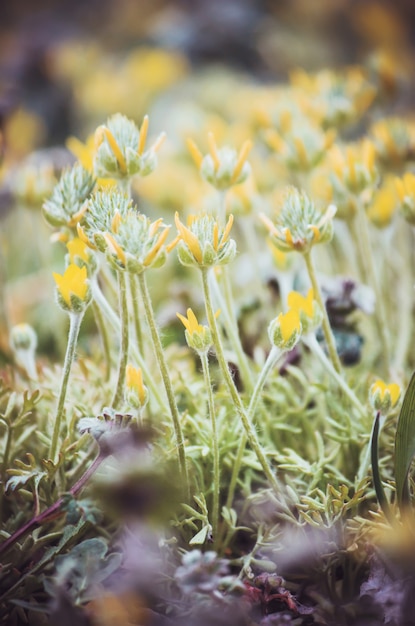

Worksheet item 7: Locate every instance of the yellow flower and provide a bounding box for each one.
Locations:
[330,139,377,195]
[287,289,322,334]
[53,263,89,310]
[369,379,401,413]
[268,308,302,350]
[67,134,115,188]
[366,178,398,228]
[395,171,415,224]
[66,238,90,263]
[288,289,314,318]
[176,308,212,353]
[126,364,148,408]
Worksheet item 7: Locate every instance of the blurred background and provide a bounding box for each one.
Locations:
[1,0,415,152]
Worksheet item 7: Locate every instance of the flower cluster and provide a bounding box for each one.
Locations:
[43,163,95,229]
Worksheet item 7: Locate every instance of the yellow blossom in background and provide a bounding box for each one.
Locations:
[126,364,148,408]
[4,107,46,158]
[66,238,90,264]
[366,177,398,228]
[287,289,314,318]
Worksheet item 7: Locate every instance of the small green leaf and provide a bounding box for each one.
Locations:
[189,525,211,545]
[395,372,415,509]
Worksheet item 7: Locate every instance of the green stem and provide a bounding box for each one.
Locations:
[303,249,342,374]
[210,273,253,392]
[201,268,283,497]
[49,312,83,462]
[348,214,370,283]
[92,301,111,381]
[370,411,393,522]
[200,351,220,542]
[225,346,282,510]
[111,271,129,409]
[130,274,144,357]
[304,334,366,418]
[91,278,167,412]
[137,271,189,498]
[355,198,391,373]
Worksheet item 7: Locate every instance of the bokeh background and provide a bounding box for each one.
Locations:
[1,0,415,151]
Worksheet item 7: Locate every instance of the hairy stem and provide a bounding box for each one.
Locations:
[225,346,282,510]
[202,267,283,497]
[303,249,342,374]
[138,272,189,498]
[200,351,220,542]
[111,271,129,409]
[49,312,83,462]
[92,300,111,380]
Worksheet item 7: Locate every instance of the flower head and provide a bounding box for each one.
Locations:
[260,188,336,254]
[79,188,170,273]
[53,263,91,312]
[174,212,236,268]
[94,113,165,180]
[43,163,95,228]
[125,365,148,410]
[176,308,212,353]
[187,132,252,190]
[265,118,335,172]
[287,288,322,333]
[12,161,56,209]
[329,139,378,199]
[268,308,302,351]
[366,178,398,228]
[370,118,414,166]
[369,379,401,414]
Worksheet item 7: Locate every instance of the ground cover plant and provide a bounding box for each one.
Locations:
[2,33,415,625]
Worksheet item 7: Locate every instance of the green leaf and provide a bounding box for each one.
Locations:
[394,372,415,509]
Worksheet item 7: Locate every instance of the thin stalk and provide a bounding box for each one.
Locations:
[225,346,282,510]
[348,214,370,282]
[49,312,83,462]
[92,278,167,412]
[137,272,189,498]
[0,452,104,557]
[304,334,366,418]
[210,273,253,392]
[303,249,342,374]
[130,274,144,356]
[200,351,220,542]
[201,267,283,497]
[92,301,111,380]
[355,198,391,373]
[215,190,253,391]
[392,224,413,374]
[370,412,393,523]
[111,271,129,409]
